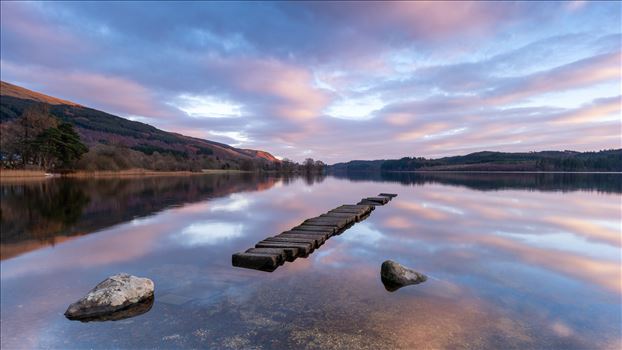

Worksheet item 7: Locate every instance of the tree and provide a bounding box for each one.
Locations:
[314,160,326,172]
[10,103,58,168]
[31,126,63,169]
[29,122,88,170]
[240,159,256,171]
[56,122,88,168]
[304,158,315,173]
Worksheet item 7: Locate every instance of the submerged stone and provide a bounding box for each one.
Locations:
[380,260,427,292]
[65,273,154,321]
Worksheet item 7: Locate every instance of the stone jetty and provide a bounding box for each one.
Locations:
[232,193,398,271]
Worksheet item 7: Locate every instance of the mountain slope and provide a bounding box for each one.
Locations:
[0,81,278,169]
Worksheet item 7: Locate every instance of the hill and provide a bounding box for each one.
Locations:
[330,150,622,173]
[0,81,278,171]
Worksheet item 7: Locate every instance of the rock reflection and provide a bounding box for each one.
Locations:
[69,296,154,323]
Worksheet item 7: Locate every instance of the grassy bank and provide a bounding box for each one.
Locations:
[64,169,207,178]
[0,169,49,178]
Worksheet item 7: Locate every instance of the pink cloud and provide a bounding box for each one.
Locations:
[206,57,331,121]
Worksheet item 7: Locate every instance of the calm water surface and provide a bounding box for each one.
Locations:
[1,173,620,349]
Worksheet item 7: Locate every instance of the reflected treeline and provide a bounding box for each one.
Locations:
[329,171,622,193]
[1,173,324,260]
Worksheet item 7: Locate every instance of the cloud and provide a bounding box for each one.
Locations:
[1,1,620,162]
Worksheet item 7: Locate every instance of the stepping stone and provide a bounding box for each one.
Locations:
[357,212,371,221]
[323,212,358,220]
[331,223,354,235]
[282,230,331,240]
[303,218,348,230]
[279,232,327,242]
[255,241,311,255]
[292,225,336,234]
[320,213,356,224]
[232,252,279,272]
[337,204,374,212]
[308,214,351,222]
[327,211,366,221]
[329,208,368,215]
[304,215,347,223]
[276,234,324,246]
[357,200,380,206]
[286,228,332,236]
[246,247,293,262]
[264,236,321,249]
[364,196,390,204]
[379,193,398,198]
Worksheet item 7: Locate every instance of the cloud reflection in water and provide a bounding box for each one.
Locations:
[175,221,244,247]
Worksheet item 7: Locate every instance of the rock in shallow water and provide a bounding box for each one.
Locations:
[380,260,427,292]
[65,273,154,321]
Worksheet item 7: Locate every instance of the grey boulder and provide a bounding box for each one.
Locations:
[65,273,154,321]
[381,260,427,292]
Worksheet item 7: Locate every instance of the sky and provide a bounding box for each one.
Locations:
[1,1,620,163]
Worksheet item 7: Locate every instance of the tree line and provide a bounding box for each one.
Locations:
[379,150,621,172]
[239,157,326,174]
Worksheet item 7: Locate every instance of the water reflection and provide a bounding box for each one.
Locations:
[1,173,620,349]
[0,174,287,260]
[177,221,244,247]
[331,170,622,193]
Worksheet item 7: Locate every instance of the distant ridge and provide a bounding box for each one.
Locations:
[0,80,279,169]
[330,150,622,172]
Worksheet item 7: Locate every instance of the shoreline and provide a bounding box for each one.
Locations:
[0,168,254,181]
[330,170,622,174]
[383,170,622,174]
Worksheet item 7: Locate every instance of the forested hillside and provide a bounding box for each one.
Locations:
[0,81,279,171]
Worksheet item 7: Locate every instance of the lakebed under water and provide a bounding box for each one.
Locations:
[1,172,620,349]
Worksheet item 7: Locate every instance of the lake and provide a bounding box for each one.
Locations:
[1,172,620,349]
